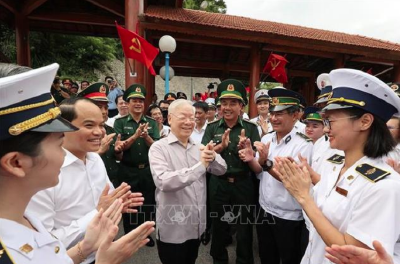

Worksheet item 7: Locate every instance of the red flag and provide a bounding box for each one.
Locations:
[262,53,289,83]
[115,22,159,75]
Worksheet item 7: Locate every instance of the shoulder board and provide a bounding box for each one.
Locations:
[296,132,312,142]
[326,154,345,164]
[243,119,258,127]
[145,115,156,122]
[355,163,390,183]
[207,119,220,125]
[268,130,275,134]
[115,115,127,120]
[0,240,15,264]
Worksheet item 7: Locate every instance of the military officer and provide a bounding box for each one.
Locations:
[202,79,260,264]
[76,83,123,186]
[114,84,160,247]
[164,92,177,102]
[250,89,273,137]
[275,68,400,264]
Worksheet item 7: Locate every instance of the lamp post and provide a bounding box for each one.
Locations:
[159,66,175,81]
[159,35,176,94]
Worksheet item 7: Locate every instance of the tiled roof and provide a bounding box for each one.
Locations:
[145,6,400,52]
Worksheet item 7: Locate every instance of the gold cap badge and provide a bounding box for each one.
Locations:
[135,87,141,93]
[100,85,106,93]
[227,84,235,91]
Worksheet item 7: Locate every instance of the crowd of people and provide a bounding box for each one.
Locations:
[0,62,400,264]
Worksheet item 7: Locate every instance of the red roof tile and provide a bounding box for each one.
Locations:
[145,6,400,52]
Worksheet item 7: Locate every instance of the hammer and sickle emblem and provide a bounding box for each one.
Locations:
[270,58,281,71]
[130,38,141,53]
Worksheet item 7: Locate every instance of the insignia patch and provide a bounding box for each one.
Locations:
[20,244,33,254]
[327,154,345,164]
[100,85,106,93]
[227,84,235,91]
[356,163,390,182]
[335,186,348,197]
[168,95,172,99]
[391,84,398,91]
[296,132,312,142]
[285,135,291,144]
[135,87,141,92]
[272,97,279,105]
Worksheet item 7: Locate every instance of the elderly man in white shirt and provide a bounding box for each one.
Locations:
[26,97,142,264]
[149,99,227,264]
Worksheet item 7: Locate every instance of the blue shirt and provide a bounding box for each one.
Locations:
[107,87,124,110]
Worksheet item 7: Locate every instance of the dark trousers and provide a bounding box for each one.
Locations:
[157,239,201,264]
[118,165,156,234]
[209,175,255,264]
[256,208,306,264]
[108,108,118,117]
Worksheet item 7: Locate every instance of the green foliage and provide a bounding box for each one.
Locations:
[183,0,227,13]
[259,82,282,90]
[0,23,123,82]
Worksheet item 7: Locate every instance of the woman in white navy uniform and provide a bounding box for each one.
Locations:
[0,64,154,264]
[273,68,400,264]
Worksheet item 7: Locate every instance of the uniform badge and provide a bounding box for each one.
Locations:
[356,163,390,182]
[100,85,106,94]
[272,97,279,105]
[284,135,291,144]
[135,87,141,93]
[227,84,235,91]
[335,186,348,197]
[327,154,345,164]
[391,84,398,91]
[168,95,173,99]
[20,244,33,254]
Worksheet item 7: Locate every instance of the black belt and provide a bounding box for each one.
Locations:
[218,172,249,183]
[121,162,149,169]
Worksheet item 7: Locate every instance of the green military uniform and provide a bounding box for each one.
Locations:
[202,80,260,264]
[76,83,120,186]
[113,84,160,234]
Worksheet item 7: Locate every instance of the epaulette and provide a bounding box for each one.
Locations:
[207,119,220,125]
[0,240,15,264]
[296,132,312,142]
[355,163,390,183]
[326,154,345,164]
[243,119,258,127]
[115,115,127,120]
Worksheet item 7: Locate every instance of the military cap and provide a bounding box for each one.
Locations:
[164,92,177,101]
[124,84,146,101]
[0,63,77,140]
[315,73,333,104]
[205,97,217,109]
[217,79,246,103]
[389,82,400,98]
[215,97,221,107]
[268,87,301,112]
[177,92,187,99]
[76,82,109,102]
[323,69,400,122]
[303,106,322,123]
[254,89,270,104]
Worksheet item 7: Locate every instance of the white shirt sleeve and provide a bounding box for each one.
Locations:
[26,188,98,248]
[346,179,400,255]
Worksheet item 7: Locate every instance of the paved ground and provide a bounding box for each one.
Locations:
[119,224,262,264]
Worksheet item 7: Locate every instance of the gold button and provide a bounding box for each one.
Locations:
[55,246,60,253]
[347,175,354,180]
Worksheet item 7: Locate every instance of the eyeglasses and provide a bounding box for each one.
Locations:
[170,113,196,122]
[322,115,358,130]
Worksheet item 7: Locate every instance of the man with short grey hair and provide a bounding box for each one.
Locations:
[149,99,227,264]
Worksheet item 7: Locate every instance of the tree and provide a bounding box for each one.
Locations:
[0,23,123,81]
[183,0,227,14]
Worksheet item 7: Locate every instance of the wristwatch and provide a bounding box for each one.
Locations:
[262,159,274,172]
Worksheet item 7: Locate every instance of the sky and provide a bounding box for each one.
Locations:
[224,0,400,44]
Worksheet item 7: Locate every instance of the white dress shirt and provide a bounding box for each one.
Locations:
[26,150,114,264]
[190,122,207,144]
[0,212,72,264]
[303,156,400,264]
[149,133,227,244]
[259,128,313,221]
[294,120,306,134]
